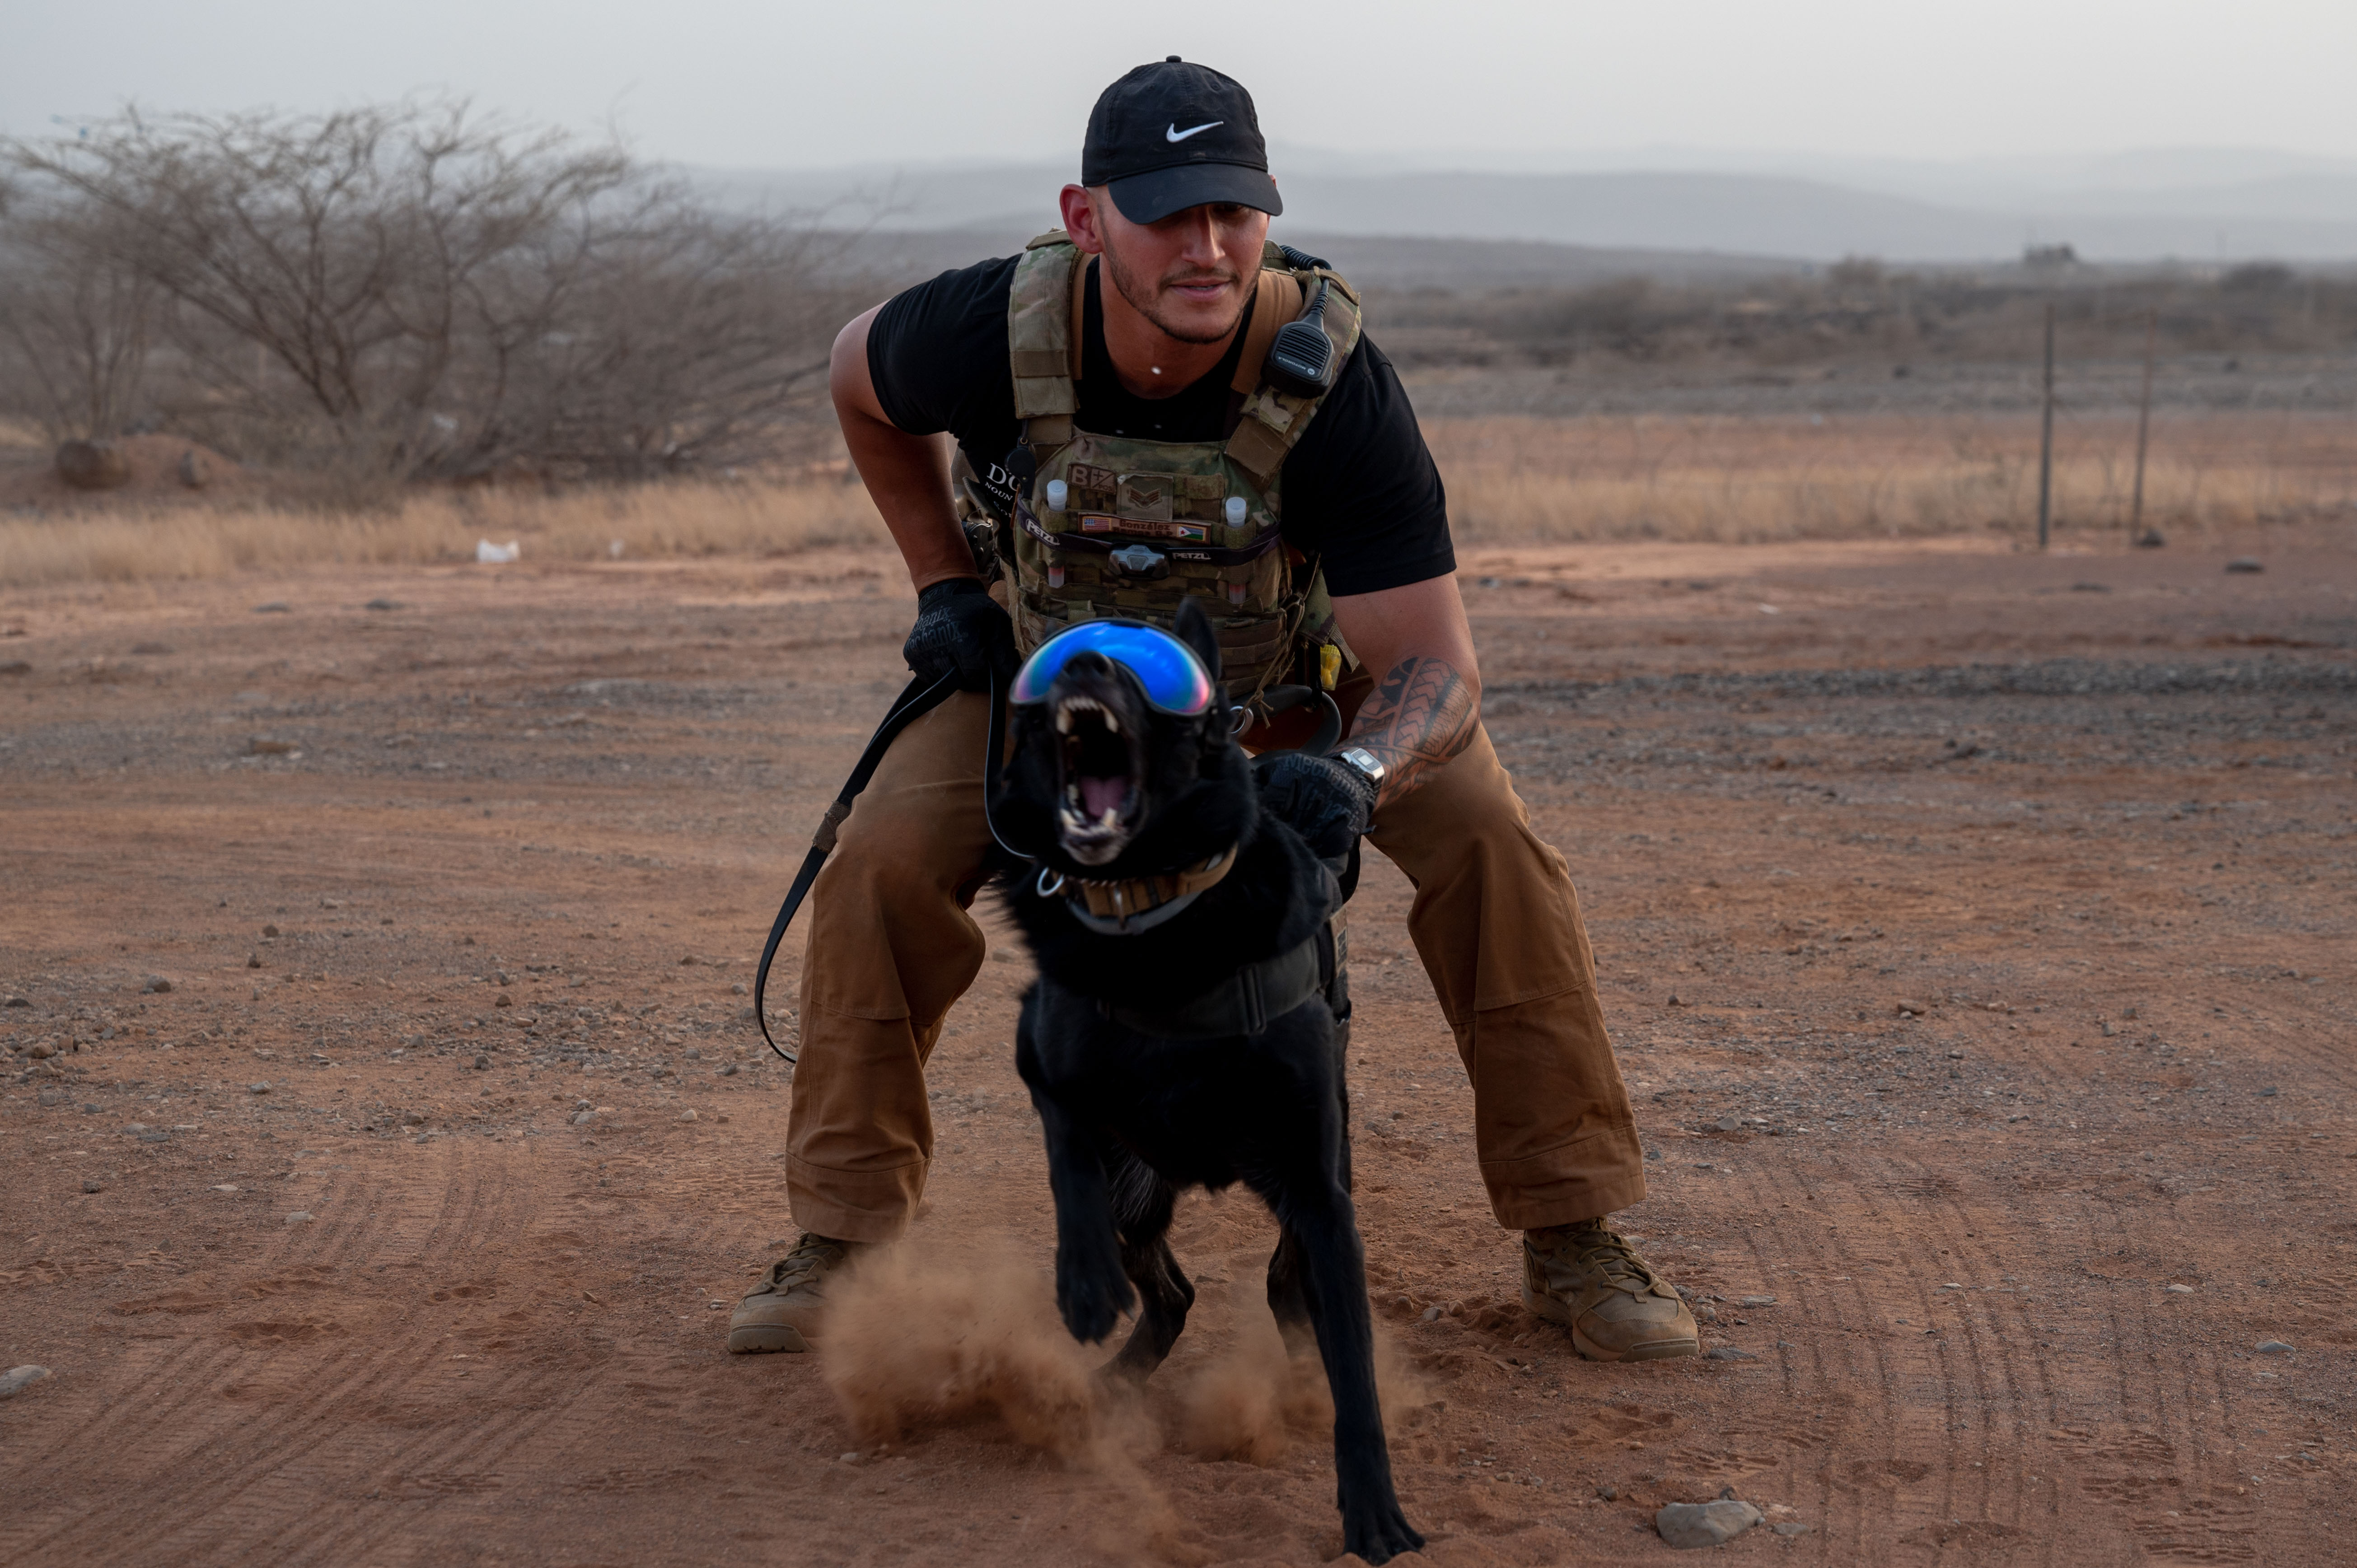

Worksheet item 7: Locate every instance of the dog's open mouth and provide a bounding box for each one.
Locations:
[1055,693,1146,866]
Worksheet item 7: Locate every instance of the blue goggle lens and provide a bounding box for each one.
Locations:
[1010,621,1215,715]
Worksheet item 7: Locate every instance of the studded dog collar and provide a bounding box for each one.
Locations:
[1044,845,1238,934]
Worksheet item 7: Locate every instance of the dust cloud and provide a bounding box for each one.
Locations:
[818,1242,1108,1458]
[817,1242,1202,1560]
[822,1239,1429,1483]
[1174,1307,1432,1464]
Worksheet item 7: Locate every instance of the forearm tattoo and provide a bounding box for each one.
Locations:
[1349,655,1479,810]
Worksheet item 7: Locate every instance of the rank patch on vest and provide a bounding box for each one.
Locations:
[1115,473,1174,521]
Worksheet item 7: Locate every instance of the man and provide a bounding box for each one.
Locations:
[730,58,1698,1364]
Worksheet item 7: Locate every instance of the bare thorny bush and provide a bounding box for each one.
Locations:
[0,102,855,490]
[1364,257,2357,372]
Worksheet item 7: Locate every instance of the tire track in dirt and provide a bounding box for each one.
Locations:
[1745,1156,1935,1565]
[1707,1161,1859,1563]
[2059,1179,2266,1565]
[254,1134,774,1565]
[0,1335,242,1563]
[1745,1144,2026,1564]
[0,1158,398,1561]
[248,1368,601,1567]
[1872,1150,2061,1566]
[213,1143,617,1567]
[1748,1130,2189,1565]
[2010,1013,2304,1568]
[1799,1125,2275,1565]
[12,1142,537,1566]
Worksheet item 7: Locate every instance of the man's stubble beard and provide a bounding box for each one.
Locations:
[1103,243,1246,347]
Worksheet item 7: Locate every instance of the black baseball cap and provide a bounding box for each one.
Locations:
[1082,56,1282,224]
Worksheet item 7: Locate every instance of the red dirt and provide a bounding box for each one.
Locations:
[2,529,2351,1565]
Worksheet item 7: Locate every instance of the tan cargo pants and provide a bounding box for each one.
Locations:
[785,689,1646,1242]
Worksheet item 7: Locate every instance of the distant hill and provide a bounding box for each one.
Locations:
[813,226,1799,292]
[697,152,2357,265]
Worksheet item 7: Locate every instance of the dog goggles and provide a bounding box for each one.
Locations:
[1009,621,1215,716]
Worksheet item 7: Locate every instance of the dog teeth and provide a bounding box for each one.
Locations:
[1100,807,1119,828]
[1056,696,1114,736]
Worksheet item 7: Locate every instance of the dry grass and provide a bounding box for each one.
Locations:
[5,411,2349,586]
[1427,411,2357,545]
[0,476,886,588]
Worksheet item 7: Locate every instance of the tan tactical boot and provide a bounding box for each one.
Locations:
[726,1233,856,1354]
[1522,1221,1701,1362]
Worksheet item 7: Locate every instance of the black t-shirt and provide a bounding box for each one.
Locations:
[866,253,1454,597]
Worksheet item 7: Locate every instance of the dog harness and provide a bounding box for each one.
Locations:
[971,232,1366,715]
[1096,932,1328,1041]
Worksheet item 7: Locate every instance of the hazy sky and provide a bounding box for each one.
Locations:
[7,0,2353,171]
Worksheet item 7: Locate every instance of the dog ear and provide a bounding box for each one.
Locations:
[1173,597,1222,685]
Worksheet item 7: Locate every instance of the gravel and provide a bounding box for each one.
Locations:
[1502,654,2357,709]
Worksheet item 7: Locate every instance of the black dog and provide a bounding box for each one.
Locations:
[996,599,1423,1564]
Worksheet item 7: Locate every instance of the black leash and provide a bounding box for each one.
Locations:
[752,668,957,1064]
[752,666,1027,1065]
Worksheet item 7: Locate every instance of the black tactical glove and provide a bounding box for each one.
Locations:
[903,577,1016,693]
[1251,751,1377,863]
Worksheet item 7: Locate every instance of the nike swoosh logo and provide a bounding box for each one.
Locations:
[1166,121,1222,143]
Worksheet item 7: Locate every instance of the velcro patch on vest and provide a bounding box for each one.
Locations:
[1115,474,1173,520]
[1080,517,1209,542]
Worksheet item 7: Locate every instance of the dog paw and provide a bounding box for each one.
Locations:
[1056,1251,1134,1344]
[1341,1501,1425,1566]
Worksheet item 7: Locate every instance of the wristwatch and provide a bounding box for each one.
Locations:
[1335,746,1387,792]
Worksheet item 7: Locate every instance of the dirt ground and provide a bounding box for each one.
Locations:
[1,527,2351,1566]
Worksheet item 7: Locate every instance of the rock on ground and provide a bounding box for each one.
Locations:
[0,1365,53,1400]
[1658,1500,1764,1548]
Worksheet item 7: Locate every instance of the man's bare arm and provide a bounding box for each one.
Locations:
[1328,575,1482,811]
[830,304,979,592]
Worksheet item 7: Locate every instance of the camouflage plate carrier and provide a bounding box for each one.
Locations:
[958,231,1365,714]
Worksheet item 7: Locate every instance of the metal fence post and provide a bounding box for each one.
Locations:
[2037,302,2056,550]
